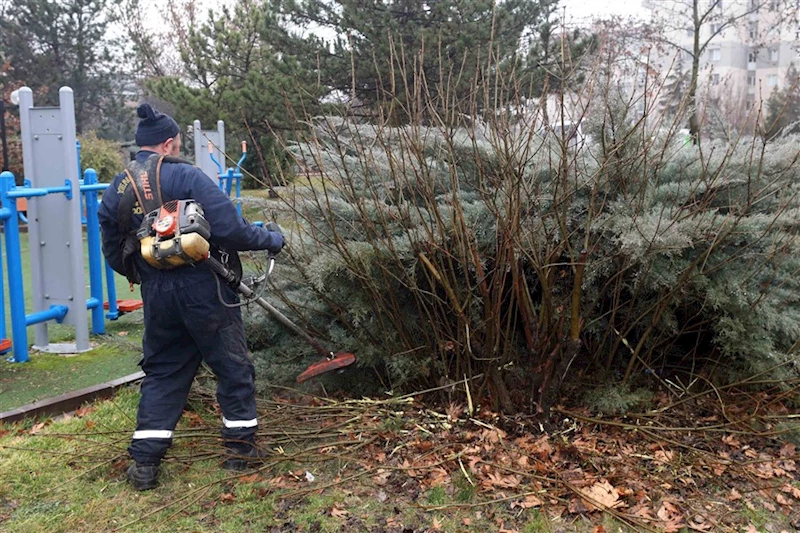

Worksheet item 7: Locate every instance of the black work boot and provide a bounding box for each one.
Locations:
[127,462,159,491]
[222,441,271,471]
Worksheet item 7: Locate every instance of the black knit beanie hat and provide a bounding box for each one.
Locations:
[135,103,181,146]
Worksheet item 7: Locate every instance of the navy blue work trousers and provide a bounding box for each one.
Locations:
[128,267,257,464]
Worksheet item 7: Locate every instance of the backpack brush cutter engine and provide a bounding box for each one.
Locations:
[138,205,355,382]
[137,200,211,269]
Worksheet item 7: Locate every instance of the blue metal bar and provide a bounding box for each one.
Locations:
[25,305,68,326]
[48,179,73,200]
[104,260,119,320]
[209,151,223,177]
[79,179,87,225]
[0,171,29,362]
[18,212,27,224]
[0,204,5,348]
[79,183,109,192]
[235,151,247,171]
[234,171,243,217]
[77,141,86,224]
[224,169,233,196]
[83,168,105,334]
[86,297,101,310]
[6,179,73,200]
[6,187,48,198]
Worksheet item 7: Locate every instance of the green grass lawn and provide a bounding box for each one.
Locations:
[0,232,144,412]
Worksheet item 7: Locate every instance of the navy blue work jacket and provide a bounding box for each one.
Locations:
[98,150,281,283]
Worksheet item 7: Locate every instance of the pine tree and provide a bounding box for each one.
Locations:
[660,59,689,119]
[266,0,581,117]
[145,0,322,186]
[0,0,125,135]
[764,65,800,138]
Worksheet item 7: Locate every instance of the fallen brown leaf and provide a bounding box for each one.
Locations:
[687,517,712,531]
[29,421,49,435]
[330,506,348,519]
[74,406,95,417]
[779,443,796,458]
[654,450,674,464]
[727,488,742,501]
[512,494,543,509]
[578,480,621,511]
[372,469,390,486]
[780,483,800,500]
[657,501,686,533]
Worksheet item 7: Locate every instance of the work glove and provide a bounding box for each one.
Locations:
[265,222,285,255]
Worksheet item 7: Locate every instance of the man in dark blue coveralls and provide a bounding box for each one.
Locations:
[98,104,284,491]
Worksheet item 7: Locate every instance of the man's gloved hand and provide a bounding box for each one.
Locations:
[265,222,284,255]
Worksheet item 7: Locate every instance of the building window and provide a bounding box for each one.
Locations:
[769,0,780,9]
[770,48,779,61]
[710,48,722,61]
[712,74,720,85]
[749,0,759,9]
[711,22,722,35]
[713,0,723,10]
[749,23,758,40]
[748,49,758,63]
[748,74,757,86]
[768,74,779,86]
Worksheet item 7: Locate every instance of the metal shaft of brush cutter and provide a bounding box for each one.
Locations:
[206,256,335,360]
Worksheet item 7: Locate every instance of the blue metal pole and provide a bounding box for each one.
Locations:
[0,171,29,362]
[0,207,7,347]
[104,260,119,320]
[209,146,224,192]
[234,171,242,217]
[25,305,68,326]
[77,141,86,224]
[83,168,105,334]
[224,168,232,195]
[235,146,246,217]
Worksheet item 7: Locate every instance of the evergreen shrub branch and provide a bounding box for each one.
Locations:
[251,34,800,418]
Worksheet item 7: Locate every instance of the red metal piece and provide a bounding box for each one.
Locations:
[296,352,356,383]
[103,299,144,313]
[0,338,11,354]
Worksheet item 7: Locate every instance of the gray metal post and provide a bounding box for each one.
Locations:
[59,88,89,352]
[193,119,225,181]
[17,88,46,349]
[192,119,202,169]
[18,87,89,354]
[217,120,226,168]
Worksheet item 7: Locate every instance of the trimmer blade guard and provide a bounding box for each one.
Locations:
[296,352,356,383]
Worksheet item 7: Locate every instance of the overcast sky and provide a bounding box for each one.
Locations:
[145,0,650,30]
[561,0,649,24]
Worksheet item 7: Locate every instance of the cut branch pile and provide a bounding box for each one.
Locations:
[23,377,800,532]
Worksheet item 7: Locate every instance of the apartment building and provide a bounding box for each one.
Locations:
[643,0,799,109]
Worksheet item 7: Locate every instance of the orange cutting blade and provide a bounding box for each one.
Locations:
[296,352,356,383]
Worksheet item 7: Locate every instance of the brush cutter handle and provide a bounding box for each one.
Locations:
[206,255,333,360]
